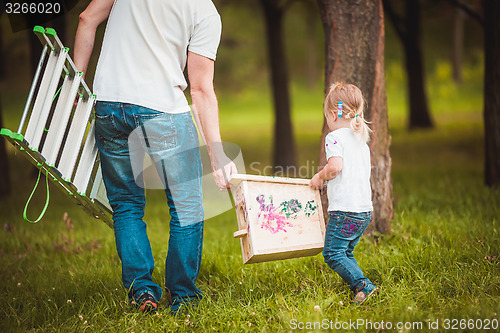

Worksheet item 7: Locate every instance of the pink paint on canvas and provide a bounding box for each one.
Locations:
[256,195,293,234]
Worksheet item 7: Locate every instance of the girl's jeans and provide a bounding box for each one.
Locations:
[94,101,204,311]
[323,211,373,292]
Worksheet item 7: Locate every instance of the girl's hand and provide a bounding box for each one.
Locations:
[309,173,325,190]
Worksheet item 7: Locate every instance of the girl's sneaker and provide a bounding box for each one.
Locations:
[353,282,378,305]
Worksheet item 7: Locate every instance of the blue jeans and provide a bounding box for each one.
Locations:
[323,211,373,292]
[94,101,204,311]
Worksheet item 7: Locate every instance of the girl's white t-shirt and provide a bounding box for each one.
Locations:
[325,128,373,213]
[93,0,221,113]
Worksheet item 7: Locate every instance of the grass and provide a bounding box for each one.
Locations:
[1,74,499,332]
[1,2,496,330]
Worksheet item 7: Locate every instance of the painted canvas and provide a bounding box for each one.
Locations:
[229,174,326,264]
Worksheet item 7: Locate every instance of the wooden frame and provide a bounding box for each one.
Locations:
[229,174,326,264]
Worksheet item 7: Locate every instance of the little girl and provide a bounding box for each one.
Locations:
[310,82,377,305]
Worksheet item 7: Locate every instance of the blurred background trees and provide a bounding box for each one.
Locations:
[0,22,9,198]
[259,0,296,171]
[0,0,496,224]
[482,0,500,188]
[383,0,434,129]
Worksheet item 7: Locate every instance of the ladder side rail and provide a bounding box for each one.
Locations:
[18,44,49,134]
[23,47,58,145]
[80,79,92,101]
[73,120,98,194]
[89,163,103,199]
[38,72,69,155]
[44,28,63,53]
[58,95,95,180]
[29,48,69,151]
[89,164,112,212]
[79,145,99,197]
[57,96,85,180]
[64,54,92,101]
[17,27,49,134]
[24,30,57,143]
[43,71,82,166]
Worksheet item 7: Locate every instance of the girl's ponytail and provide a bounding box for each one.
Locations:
[325,82,372,143]
[349,105,372,143]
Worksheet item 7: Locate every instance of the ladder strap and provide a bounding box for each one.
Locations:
[53,82,63,101]
[23,167,50,224]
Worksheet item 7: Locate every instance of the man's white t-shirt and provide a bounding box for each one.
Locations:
[325,128,373,213]
[93,0,221,113]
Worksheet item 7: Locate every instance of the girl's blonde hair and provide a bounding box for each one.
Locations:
[324,82,372,143]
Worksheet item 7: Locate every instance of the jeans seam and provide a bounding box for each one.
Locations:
[185,113,197,144]
[120,103,127,131]
[170,114,179,149]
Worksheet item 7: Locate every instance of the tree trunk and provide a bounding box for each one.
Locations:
[483,0,500,188]
[260,0,296,171]
[453,7,464,84]
[316,0,393,234]
[0,100,10,197]
[383,0,433,129]
[0,24,3,82]
[404,0,433,129]
[0,22,11,197]
[306,2,319,90]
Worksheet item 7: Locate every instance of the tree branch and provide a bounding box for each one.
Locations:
[283,0,312,12]
[445,0,484,26]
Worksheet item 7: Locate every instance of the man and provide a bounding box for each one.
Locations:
[74,0,236,313]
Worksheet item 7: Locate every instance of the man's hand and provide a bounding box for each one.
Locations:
[212,158,238,190]
[209,143,237,189]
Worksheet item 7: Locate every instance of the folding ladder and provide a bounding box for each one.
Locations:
[0,26,113,227]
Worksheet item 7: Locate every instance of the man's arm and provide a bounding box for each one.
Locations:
[73,0,114,77]
[187,51,237,189]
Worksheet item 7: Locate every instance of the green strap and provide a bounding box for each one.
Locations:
[53,81,64,101]
[23,167,50,224]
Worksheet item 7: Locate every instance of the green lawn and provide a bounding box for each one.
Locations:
[1,78,498,332]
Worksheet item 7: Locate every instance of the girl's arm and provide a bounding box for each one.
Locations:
[309,156,343,189]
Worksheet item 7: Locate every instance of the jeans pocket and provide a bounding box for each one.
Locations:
[133,113,177,152]
[338,215,366,238]
[95,113,127,151]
